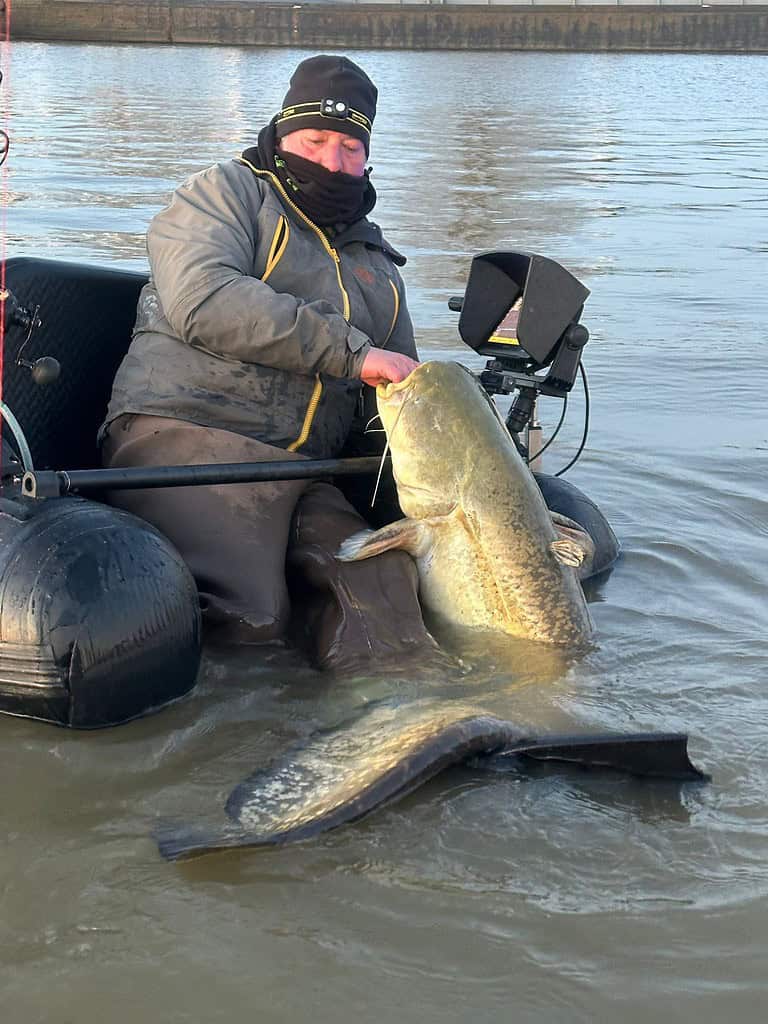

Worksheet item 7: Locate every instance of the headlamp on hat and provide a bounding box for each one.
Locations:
[276,100,372,135]
[322,98,349,119]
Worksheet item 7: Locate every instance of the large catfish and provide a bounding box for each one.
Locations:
[338,361,593,647]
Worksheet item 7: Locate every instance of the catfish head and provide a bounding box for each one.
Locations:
[376,361,500,518]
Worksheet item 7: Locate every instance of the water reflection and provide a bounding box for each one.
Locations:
[3,40,768,1024]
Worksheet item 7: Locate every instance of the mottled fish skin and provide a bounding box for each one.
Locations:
[154,701,525,861]
[226,701,518,835]
[350,361,593,647]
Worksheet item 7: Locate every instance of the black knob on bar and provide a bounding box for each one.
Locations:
[29,356,61,386]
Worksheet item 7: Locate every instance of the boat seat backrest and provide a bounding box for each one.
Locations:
[2,257,147,470]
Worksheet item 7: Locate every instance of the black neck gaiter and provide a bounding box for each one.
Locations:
[243,122,377,228]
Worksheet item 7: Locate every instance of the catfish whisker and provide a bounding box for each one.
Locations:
[370,395,408,509]
[370,438,390,509]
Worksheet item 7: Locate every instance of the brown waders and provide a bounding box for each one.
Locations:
[101,414,435,672]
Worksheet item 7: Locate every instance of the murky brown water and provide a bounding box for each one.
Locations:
[2,42,767,1023]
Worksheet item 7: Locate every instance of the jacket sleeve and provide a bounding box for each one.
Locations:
[147,162,371,380]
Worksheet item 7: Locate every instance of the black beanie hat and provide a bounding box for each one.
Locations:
[275,55,378,155]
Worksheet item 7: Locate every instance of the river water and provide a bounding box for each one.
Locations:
[1,42,767,1023]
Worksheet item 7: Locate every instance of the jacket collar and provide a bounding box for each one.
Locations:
[239,140,406,267]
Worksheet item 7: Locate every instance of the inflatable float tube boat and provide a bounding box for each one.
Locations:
[0,256,618,728]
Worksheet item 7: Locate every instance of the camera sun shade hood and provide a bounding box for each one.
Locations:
[458,251,590,369]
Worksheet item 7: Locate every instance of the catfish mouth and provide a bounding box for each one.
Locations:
[376,361,435,404]
[377,378,414,404]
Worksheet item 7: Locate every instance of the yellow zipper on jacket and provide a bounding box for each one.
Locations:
[262,215,290,284]
[238,157,357,451]
[238,158,350,318]
[286,376,324,452]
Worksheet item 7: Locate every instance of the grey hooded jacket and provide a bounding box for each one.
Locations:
[102,157,417,458]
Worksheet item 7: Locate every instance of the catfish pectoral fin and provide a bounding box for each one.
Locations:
[550,537,586,567]
[337,519,431,561]
[551,513,596,575]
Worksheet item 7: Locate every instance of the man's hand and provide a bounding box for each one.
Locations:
[360,349,420,387]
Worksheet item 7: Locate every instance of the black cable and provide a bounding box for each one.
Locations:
[554,360,590,477]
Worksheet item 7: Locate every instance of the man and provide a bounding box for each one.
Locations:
[100,54,435,670]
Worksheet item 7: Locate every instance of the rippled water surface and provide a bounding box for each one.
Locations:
[1,43,767,1023]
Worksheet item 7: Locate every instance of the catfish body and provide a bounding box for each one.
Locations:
[339,361,593,646]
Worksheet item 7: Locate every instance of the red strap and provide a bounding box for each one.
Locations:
[0,5,12,462]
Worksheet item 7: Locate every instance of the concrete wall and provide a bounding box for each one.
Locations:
[9,1,768,52]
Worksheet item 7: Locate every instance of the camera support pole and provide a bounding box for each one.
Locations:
[526,397,544,472]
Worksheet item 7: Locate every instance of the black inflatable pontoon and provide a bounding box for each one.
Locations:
[1,259,203,727]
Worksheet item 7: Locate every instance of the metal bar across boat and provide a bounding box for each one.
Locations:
[21,456,384,498]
